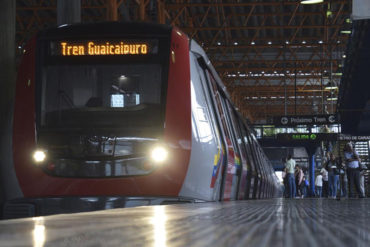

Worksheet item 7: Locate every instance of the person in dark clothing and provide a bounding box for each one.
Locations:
[294,165,304,197]
[324,153,340,199]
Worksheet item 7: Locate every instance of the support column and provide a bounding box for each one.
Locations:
[57,0,81,26]
[139,0,147,21]
[0,0,22,206]
[157,0,165,24]
[309,154,316,197]
[107,0,118,21]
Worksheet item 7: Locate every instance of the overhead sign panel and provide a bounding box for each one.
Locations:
[338,135,370,141]
[273,114,338,126]
[276,134,370,142]
[277,133,338,142]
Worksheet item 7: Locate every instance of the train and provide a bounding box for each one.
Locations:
[2,22,280,219]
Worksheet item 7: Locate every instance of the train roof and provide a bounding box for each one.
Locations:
[37,22,172,39]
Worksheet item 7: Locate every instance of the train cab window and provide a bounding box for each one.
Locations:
[40,64,164,130]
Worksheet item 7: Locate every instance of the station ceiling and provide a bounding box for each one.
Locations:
[16,0,351,123]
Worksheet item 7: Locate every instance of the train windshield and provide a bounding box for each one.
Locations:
[40,63,165,135]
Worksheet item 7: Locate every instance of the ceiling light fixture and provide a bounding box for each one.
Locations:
[325,82,338,90]
[340,30,351,34]
[327,97,338,101]
[301,0,324,4]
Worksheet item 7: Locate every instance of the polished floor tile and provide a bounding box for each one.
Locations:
[1,198,370,247]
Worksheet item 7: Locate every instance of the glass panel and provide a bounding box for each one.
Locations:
[41,63,163,131]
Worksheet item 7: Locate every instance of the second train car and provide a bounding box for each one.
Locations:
[3,22,280,218]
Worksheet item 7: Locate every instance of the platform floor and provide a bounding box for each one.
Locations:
[1,198,370,247]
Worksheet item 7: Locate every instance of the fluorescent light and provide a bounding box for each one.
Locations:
[268,41,272,45]
[327,97,338,101]
[325,82,338,90]
[301,0,324,4]
[234,42,238,45]
[251,41,255,45]
[340,30,351,34]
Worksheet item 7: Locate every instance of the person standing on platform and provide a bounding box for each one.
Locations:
[344,143,364,198]
[325,153,340,199]
[285,155,296,198]
[295,165,304,198]
[320,166,329,197]
[341,171,348,197]
[360,170,366,197]
[282,158,288,198]
[315,173,323,197]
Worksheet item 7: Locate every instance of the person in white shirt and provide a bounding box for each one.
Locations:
[315,174,323,197]
[285,154,296,198]
[344,142,364,198]
[320,167,329,197]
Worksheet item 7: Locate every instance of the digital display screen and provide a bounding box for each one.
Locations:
[50,40,158,56]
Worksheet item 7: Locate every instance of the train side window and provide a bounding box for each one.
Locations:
[226,104,245,153]
[204,71,232,144]
[238,120,255,170]
[192,55,221,145]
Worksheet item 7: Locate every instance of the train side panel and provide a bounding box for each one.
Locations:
[178,52,223,200]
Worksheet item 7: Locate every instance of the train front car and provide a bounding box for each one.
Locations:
[6,23,198,218]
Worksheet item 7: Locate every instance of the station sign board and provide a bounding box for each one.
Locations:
[338,134,370,141]
[273,114,338,126]
[276,133,370,142]
[277,133,338,142]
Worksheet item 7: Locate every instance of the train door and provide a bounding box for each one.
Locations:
[192,55,225,201]
[195,58,231,200]
[216,97,241,200]
[258,147,267,198]
[238,120,254,199]
[255,139,266,199]
[224,107,249,200]
[246,131,261,199]
[198,67,240,200]
[254,146,264,198]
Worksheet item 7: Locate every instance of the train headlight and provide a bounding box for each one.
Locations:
[151,146,168,163]
[33,150,46,163]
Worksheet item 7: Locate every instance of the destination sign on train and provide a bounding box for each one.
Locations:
[51,40,158,56]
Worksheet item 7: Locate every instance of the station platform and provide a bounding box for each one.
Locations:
[1,198,369,247]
